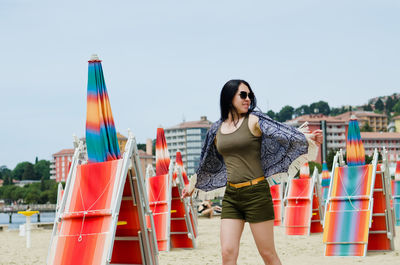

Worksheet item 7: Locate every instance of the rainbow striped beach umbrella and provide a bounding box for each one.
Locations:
[156,128,170,175]
[321,162,331,186]
[85,54,121,163]
[173,151,189,185]
[346,116,365,166]
[321,161,331,202]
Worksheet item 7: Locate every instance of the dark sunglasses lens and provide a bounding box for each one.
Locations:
[239,91,254,100]
[248,92,254,100]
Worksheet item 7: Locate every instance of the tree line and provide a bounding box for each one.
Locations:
[0,158,58,204]
[266,94,400,123]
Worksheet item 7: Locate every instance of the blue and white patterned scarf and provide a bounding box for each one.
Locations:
[195,111,310,192]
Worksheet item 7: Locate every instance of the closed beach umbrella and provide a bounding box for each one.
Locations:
[346,116,365,166]
[85,54,121,163]
[173,151,189,185]
[395,161,400,180]
[321,161,331,202]
[156,128,170,175]
[321,162,330,185]
[299,162,310,179]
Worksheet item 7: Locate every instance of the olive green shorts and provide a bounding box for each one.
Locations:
[221,179,274,223]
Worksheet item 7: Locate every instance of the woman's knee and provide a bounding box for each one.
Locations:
[221,245,239,260]
[259,248,278,262]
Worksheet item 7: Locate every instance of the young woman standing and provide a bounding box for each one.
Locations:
[183,80,322,265]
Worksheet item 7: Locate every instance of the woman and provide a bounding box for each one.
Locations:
[183,80,322,265]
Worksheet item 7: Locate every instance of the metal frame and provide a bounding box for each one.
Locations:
[368,147,396,251]
[47,140,85,264]
[172,165,197,248]
[146,160,173,252]
[311,168,324,227]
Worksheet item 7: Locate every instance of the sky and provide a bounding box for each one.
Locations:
[1,0,399,169]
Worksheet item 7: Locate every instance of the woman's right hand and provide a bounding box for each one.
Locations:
[181,186,194,199]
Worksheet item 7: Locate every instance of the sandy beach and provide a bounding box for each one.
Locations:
[0,217,399,265]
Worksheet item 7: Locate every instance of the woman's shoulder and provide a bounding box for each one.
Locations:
[210,119,223,131]
[249,111,273,124]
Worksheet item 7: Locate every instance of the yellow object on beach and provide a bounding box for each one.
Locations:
[18,211,39,217]
[17,210,39,248]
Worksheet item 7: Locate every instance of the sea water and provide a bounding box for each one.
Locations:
[0,212,55,230]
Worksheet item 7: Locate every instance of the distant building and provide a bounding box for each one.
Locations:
[286,114,348,163]
[50,149,74,182]
[15,180,41,187]
[116,132,128,154]
[335,111,388,132]
[165,116,212,175]
[51,134,153,182]
[361,132,400,162]
[391,115,400,133]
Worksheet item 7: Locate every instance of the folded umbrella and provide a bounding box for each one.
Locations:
[156,128,170,175]
[85,54,121,163]
[346,116,365,166]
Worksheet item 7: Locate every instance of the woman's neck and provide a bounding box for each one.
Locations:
[227,112,245,125]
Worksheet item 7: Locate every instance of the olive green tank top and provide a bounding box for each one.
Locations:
[216,115,264,184]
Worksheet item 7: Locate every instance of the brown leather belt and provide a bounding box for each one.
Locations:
[228,176,265,188]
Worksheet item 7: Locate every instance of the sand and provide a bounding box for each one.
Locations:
[0,217,399,265]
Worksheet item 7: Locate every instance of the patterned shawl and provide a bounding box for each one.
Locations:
[195,111,311,192]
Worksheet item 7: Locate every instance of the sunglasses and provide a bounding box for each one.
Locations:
[239,91,254,100]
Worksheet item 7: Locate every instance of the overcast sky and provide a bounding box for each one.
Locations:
[1,0,399,169]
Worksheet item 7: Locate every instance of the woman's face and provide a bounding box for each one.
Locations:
[232,83,252,115]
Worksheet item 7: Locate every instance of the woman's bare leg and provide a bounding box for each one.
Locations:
[249,220,281,265]
[220,219,245,265]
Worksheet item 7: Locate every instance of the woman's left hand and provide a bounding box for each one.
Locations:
[311,129,323,145]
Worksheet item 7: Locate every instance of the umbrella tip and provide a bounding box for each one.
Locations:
[90,54,100,61]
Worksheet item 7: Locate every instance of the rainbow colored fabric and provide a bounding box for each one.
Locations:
[156,128,170,175]
[323,164,373,256]
[346,118,365,166]
[392,180,400,226]
[85,57,120,163]
[321,162,331,202]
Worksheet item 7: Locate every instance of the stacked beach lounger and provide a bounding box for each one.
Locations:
[270,183,284,226]
[323,149,395,256]
[147,130,198,252]
[283,166,323,235]
[147,128,172,252]
[320,162,331,212]
[170,151,198,249]
[48,132,159,265]
[310,170,324,233]
[392,161,400,226]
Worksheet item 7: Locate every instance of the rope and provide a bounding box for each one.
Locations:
[75,171,114,242]
[336,166,369,212]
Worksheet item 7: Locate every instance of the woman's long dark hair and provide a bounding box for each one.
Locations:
[220,79,257,122]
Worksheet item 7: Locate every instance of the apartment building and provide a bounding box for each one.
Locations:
[336,111,388,132]
[50,149,74,182]
[164,116,212,175]
[361,132,400,162]
[286,114,348,163]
